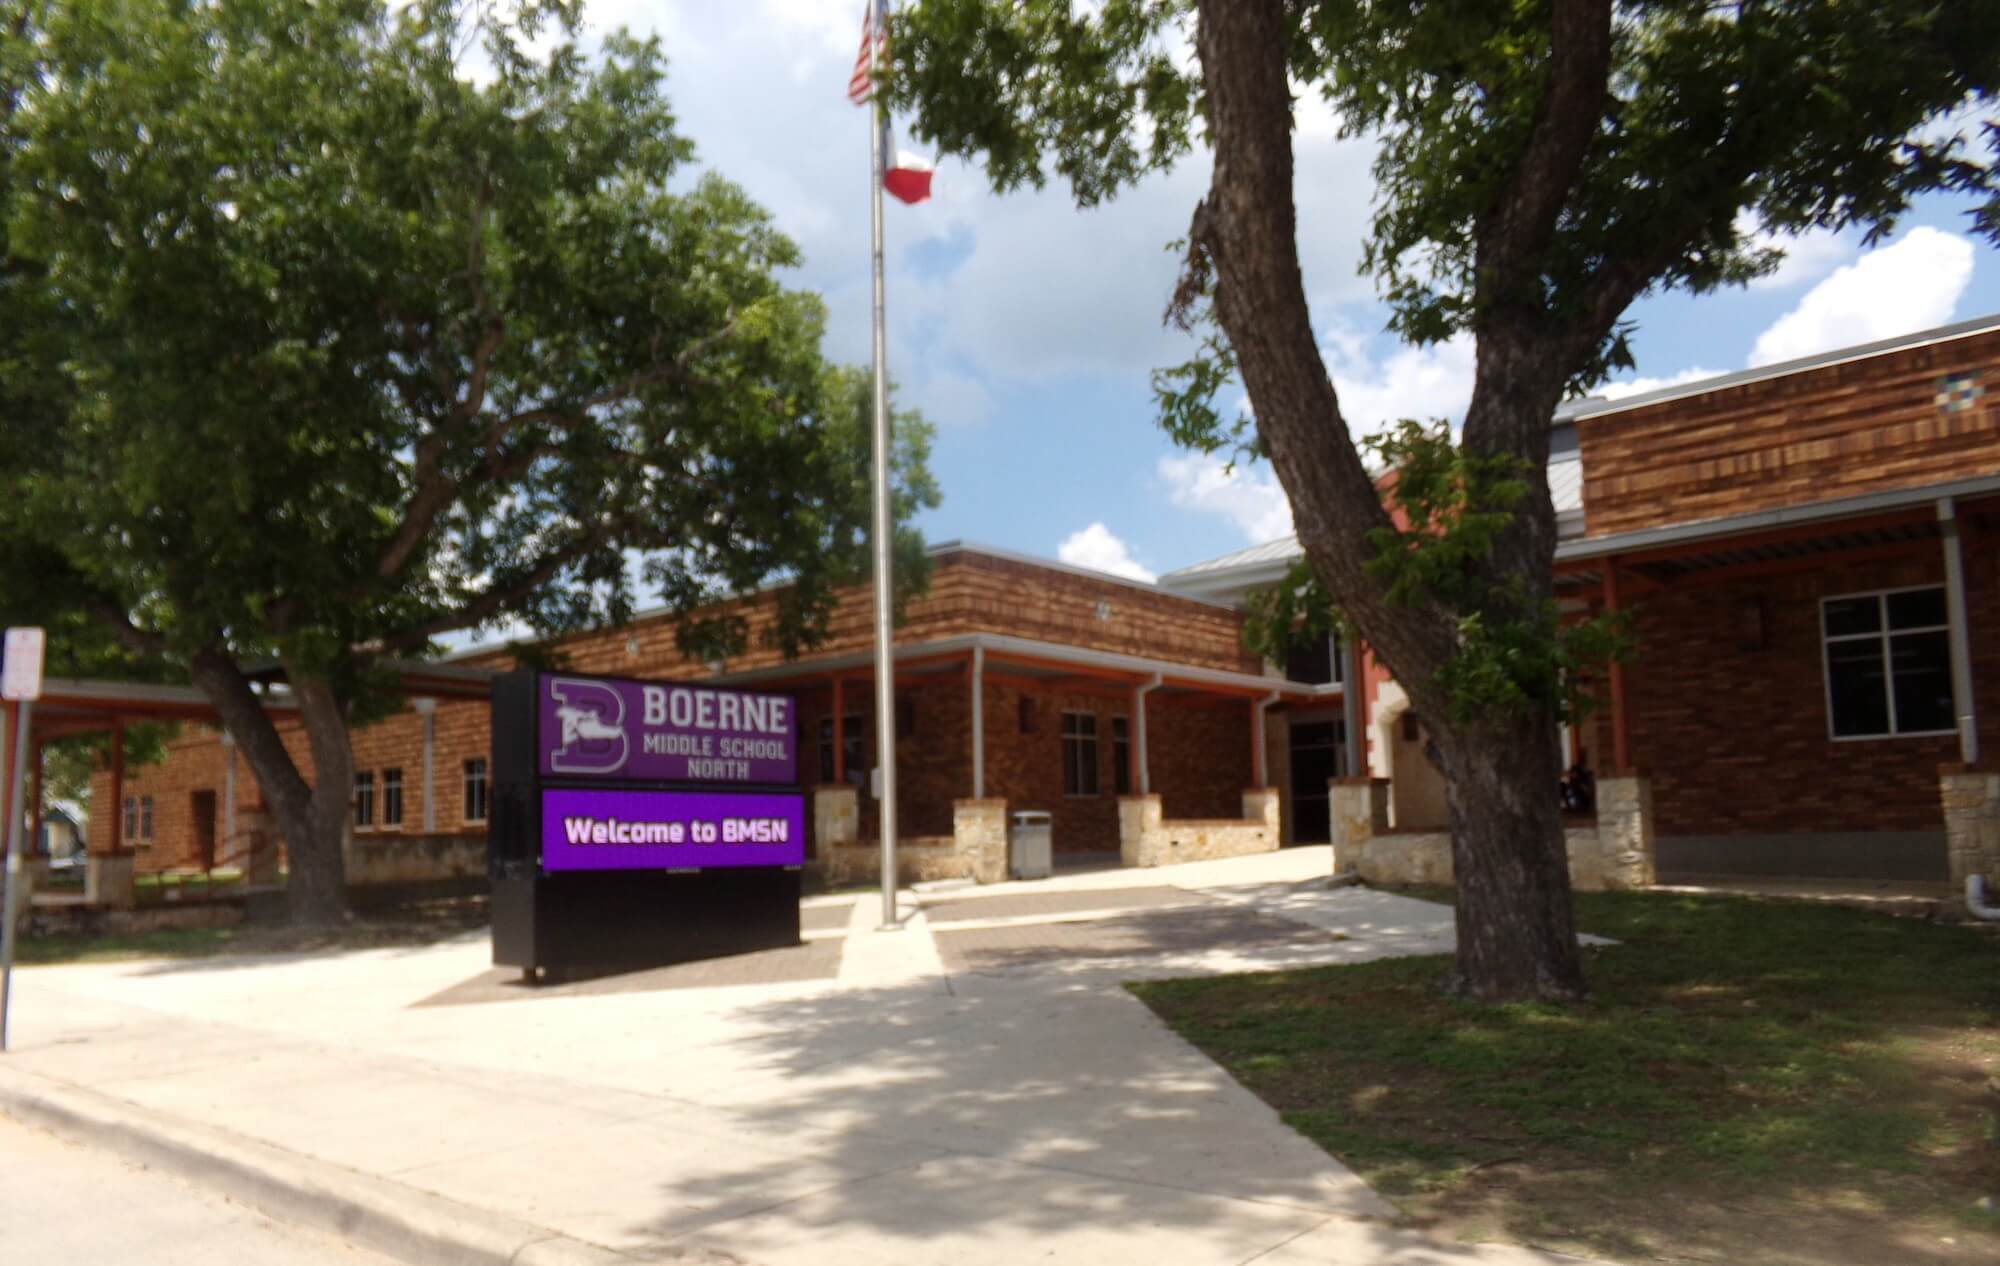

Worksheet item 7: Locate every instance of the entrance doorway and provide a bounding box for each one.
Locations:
[190,789,217,869]
[1288,720,1343,844]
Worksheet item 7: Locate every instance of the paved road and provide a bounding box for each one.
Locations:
[0,1115,397,1266]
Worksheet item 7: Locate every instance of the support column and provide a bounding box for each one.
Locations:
[831,674,846,785]
[28,739,43,860]
[413,697,437,833]
[108,721,124,853]
[814,784,860,883]
[1342,639,1366,778]
[1939,499,1981,767]
[1133,674,1161,796]
[1603,556,1632,773]
[1328,776,1389,877]
[970,647,985,799]
[1250,698,1266,789]
[221,731,237,860]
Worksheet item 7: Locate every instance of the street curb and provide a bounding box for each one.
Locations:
[0,1063,739,1266]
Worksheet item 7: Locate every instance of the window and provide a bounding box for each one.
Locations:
[139,795,153,842]
[463,758,489,823]
[1285,634,1344,686]
[381,768,403,828]
[1061,711,1100,797]
[353,771,375,828]
[817,714,866,785]
[1111,716,1132,796]
[123,796,137,841]
[1822,586,1955,739]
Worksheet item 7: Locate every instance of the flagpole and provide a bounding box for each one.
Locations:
[867,0,900,928]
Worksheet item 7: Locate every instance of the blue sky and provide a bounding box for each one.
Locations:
[593,2,2000,585]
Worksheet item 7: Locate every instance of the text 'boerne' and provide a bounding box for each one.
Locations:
[641,686,791,736]
[560,816,792,846]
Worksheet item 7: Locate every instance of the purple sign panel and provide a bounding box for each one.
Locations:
[537,674,796,785]
[541,787,805,872]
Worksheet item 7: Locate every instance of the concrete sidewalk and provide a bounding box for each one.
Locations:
[0,849,1603,1266]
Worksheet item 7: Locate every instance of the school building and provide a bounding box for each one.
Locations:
[83,315,2000,903]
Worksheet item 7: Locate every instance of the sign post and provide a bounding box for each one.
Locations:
[1,626,46,1052]
[487,671,805,980]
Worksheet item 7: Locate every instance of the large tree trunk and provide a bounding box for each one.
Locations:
[1192,0,1588,1000]
[186,648,352,926]
[1432,715,1587,1000]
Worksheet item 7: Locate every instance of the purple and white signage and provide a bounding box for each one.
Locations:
[538,675,796,785]
[541,787,805,872]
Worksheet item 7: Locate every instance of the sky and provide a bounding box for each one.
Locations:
[578,1,2000,587]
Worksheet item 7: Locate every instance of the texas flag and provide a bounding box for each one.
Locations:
[848,2,933,205]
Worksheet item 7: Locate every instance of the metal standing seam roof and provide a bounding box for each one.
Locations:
[1159,455,1587,594]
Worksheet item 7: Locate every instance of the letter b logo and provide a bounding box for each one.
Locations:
[548,678,629,774]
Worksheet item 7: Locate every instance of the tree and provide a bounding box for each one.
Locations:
[0,0,939,924]
[887,0,2000,998]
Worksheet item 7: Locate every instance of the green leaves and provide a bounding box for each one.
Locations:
[0,0,938,701]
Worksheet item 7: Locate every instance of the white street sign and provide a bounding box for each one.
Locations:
[1,628,44,702]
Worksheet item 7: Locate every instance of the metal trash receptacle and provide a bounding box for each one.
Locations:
[1009,811,1053,880]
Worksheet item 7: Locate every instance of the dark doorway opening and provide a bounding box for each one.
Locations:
[1288,720,1343,844]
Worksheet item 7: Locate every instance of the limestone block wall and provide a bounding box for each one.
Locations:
[822,797,1010,886]
[1117,790,1281,868]
[1941,766,2000,898]
[1338,774,1656,892]
[346,834,487,887]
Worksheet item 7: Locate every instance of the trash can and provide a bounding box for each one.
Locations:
[1009,810,1053,880]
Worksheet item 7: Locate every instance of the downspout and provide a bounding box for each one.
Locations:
[1967,876,2000,922]
[1253,690,1281,788]
[1135,674,1162,796]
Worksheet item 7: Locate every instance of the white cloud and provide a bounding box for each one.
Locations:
[1056,522,1157,583]
[1319,323,1477,439]
[1596,366,1727,401]
[1734,212,1856,292]
[1157,454,1293,545]
[1749,227,1975,367]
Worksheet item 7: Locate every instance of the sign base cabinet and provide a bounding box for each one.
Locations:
[488,671,805,979]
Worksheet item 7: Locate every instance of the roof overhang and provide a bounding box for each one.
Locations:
[703,632,1338,703]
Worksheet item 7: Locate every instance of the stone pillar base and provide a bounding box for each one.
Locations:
[1942,765,2000,912]
[954,799,1008,884]
[1118,795,1164,868]
[1591,774,1656,890]
[86,852,137,910]
[1328,777,1390,876]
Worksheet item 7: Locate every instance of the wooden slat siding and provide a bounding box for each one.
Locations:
[524,549,1263,680]
[1578,331,2000,537]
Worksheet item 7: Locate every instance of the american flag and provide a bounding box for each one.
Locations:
[848,4,883,106]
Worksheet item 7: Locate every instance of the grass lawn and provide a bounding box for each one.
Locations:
[1131,888,2000,1266]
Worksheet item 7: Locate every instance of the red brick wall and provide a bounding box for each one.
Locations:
[1624,533,1999,836]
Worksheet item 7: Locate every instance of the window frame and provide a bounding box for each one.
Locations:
[353,770,376,830]
[1819,583,1958,742]
[1060,710,1101,798]
[817,713,867,785]
[381,767,404,829]
[139,795,153,842]
[463,757,490,824]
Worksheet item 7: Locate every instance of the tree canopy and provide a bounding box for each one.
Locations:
[0,0,938,919]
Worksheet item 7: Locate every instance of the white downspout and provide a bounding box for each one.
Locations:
[1253,690,1281,788]
[1135,674,1162,796]
[1966,875,2000,922]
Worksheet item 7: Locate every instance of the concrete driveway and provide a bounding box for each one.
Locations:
[0,847,1600,1266]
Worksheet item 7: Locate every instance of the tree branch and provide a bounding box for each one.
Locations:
[1472,0,1614,311]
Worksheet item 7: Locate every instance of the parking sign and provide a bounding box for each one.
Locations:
[2,627,44,702]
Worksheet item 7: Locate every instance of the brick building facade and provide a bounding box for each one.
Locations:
[63,315,2000,897]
